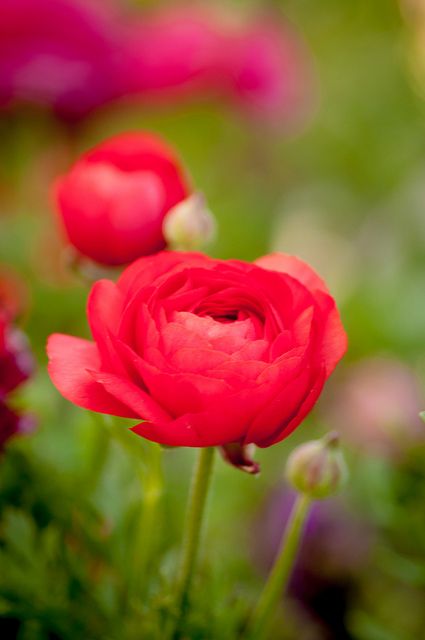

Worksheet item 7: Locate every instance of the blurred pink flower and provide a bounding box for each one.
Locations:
[123,5,314,125]
[120,6,222,101]
[220,15,313,124]
[0,0,314,125]
[326,358,425,460]
[0,0,124,120]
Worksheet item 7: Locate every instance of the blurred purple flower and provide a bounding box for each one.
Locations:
[326,357,425,460]
[252,486,373,639]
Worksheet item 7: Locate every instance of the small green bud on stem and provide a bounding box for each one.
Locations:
[285,431,348,499]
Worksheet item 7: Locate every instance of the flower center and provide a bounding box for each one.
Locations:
[172,310,260,353]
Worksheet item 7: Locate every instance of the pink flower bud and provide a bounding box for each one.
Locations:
[286,433,348,499]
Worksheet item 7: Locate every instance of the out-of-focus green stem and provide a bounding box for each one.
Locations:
[131,442,163,594]
[247,493,311,640]
[85,412,111,492]
[99,419,164,600]
[171,447,215,639]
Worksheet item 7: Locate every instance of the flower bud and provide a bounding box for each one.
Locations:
[285,432,348,499]
[162,193,216,251]
[53,132,190,266]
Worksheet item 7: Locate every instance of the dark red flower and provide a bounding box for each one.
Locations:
[0,400,35,450]
[0,313,33,395]
[47,251,346,450]
[54,132,191,266]
[0,310,35,450]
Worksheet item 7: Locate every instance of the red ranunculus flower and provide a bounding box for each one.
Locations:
[54,132,190,266]
[47,251,346,454]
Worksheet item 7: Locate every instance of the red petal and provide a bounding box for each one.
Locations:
[47,334,136,418]
[117,251,213,298]
[88,369,171,423]
[87,279,125,370]
[255,253,330,294]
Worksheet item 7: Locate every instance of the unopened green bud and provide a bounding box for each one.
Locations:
[285,432,348,499]
[163,192,216,251]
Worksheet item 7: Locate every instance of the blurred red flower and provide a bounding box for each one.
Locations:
[47,251,346,450]
[53,132,190,266]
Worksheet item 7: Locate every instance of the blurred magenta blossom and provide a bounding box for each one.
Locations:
[0,0,313,124]
[253,487,373,639]
[326,357,425,460]
[0,308,35,449]
[0,0,124,120]
[123,5,314,124]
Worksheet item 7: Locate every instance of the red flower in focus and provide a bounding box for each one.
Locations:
[54,132,191,266]
[47,252,346,453]
[0,311,35,449]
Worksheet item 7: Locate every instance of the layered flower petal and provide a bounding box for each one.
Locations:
[47,334,136,417]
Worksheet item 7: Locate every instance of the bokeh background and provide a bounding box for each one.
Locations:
[1,1,425,638]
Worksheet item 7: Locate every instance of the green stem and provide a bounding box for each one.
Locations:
[85,413,111,492]
[247,493,312,640]
[131,443,163,595]
[171,447,215,639]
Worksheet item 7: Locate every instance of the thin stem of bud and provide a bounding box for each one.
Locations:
[246,492,312,640]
